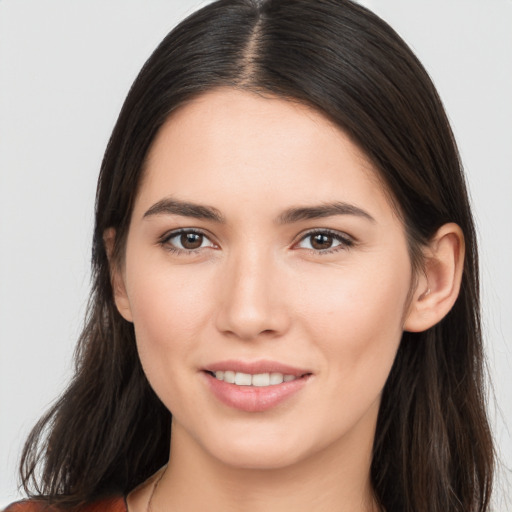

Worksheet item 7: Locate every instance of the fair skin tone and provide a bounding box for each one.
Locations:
[107,88,464,512]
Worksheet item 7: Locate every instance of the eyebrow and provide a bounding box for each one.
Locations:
[143,198,374,224]
[143,198,225,222]
[276,202,375,224]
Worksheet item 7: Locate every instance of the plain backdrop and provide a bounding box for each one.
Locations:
[1,0,511,508]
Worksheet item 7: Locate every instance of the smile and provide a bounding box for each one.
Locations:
[202,361,312,412]
[209,370,299,387]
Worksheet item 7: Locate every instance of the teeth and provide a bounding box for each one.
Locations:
[212,371,298,387]
[235,372,252,386]
[223,370,235,383]
[269,372,284,385]
[252,373,270,387]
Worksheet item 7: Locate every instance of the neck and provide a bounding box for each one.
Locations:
[145,419,379,512]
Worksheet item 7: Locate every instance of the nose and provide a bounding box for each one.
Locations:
[214,248,290,341]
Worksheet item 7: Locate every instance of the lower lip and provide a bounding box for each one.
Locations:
[204,372,310,412]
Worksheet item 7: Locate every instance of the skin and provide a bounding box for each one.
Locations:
[111,88,464,512]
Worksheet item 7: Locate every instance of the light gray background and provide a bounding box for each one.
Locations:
[1,0,510,508]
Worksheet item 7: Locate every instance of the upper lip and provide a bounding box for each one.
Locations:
[203,359,312,377]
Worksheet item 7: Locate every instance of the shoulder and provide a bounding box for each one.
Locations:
[3,496,127,512]
[2,500,49,512]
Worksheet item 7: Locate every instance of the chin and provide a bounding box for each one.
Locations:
[196,423,326,471]
[211,442,304,470]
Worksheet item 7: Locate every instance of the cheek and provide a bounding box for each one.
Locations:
[126,249,215,333]
[298,252,411,384]
[124,260,216,400]
[289,260,410,444]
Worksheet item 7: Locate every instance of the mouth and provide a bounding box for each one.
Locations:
[202,360,312,412]
[204,370,308,387]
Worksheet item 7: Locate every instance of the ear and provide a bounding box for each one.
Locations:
[103,228,133,323]
[404,223,465,332]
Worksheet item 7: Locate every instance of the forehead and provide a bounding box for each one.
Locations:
[136,88,393,221]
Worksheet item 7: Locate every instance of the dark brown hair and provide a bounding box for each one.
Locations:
[20,1,494,510]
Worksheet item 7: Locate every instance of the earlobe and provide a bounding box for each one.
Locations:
[103,228,133,323]
[404,223,465,333]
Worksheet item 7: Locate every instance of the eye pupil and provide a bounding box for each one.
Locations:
[181,232,203,249]
[311,233,333,250]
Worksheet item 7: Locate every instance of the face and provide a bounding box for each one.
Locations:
[114,88,418,471]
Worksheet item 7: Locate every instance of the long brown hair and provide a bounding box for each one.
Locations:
[20,1,494,510]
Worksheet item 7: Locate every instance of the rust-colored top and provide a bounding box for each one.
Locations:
[2,497,127,512]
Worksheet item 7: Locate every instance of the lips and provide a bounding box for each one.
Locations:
[202,360,312,412]
[211,370,298,387]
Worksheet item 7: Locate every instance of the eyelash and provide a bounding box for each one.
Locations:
[159,228,216,255]
[159,228,354,255]
[295,229,354,254]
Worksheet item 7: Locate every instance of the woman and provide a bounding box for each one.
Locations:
[5,0,494,511]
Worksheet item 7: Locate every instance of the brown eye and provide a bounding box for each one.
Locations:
[310,233,334,250]
[163,230,215,252]
[180,232,203,249]
[296,230,352,252]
